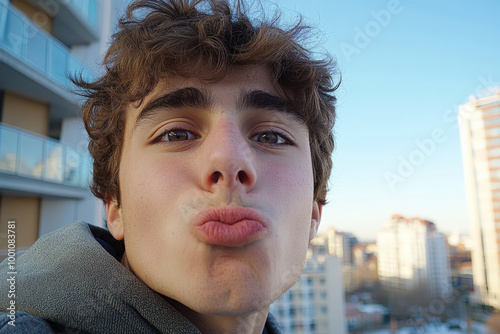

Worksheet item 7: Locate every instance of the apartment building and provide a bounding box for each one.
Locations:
[459,88,500,309]
[0,0,125,257]
[270,256,347,334]
[376,214,452,298]
[327,226,358,266]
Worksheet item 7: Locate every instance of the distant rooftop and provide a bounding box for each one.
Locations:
[467,86,500,102]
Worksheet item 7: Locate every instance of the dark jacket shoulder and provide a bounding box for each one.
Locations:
[0,312,60,333]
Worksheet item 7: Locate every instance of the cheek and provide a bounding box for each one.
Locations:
[262,155,314,203]
[261,154,314,241]
[119,156,195,243]
[263,155,314,277]
[118,157,197,285]
[122,155,192,203]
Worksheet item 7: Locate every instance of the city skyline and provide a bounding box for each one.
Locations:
[267,0,500,241]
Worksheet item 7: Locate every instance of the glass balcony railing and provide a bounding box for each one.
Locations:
[0,123,92,189]
[67,0,98,27]
[0,2,94,88]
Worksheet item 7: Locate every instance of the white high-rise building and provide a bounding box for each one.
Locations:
[376,214,451,298]
[459,88,500,309]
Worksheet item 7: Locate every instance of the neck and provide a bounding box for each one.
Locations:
[121,252,269,333]
[168,298,269,334]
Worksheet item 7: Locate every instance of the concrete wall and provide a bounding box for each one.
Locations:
[39,194,105,237]
[59,117,88,150]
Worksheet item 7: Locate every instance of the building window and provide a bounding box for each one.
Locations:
[490,159,500,168]
[485,117,500,127]
[486,128,500,139]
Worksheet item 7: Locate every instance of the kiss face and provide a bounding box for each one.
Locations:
[106,65,321,316]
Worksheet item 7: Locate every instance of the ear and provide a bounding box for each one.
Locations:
[106,196,124,241]
[309,201,322,242]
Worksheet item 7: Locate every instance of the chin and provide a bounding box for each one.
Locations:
[187,287,273,316]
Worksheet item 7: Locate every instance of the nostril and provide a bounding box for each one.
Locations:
[237,170,247,184]
[212,171,222,183]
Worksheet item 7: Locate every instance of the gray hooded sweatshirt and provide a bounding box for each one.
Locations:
[0,222,282,333]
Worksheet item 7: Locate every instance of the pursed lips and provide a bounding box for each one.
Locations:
[193,206,268,247]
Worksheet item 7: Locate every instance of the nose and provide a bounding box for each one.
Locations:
[200,119,257,194]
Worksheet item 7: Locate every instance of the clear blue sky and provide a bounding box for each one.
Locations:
[268,0,500,240]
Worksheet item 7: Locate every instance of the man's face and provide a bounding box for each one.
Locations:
[106,65,321,315]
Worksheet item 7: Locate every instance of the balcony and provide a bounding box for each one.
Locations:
[0,2,95,122]
[47,0,99,46]
[20,0,99,46]
[0,123,92,199]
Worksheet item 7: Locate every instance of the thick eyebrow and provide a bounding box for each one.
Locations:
[134,87,209,129]
[240,90,288,113]
[239,90,304,123]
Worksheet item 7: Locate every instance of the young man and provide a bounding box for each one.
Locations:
[0,0,338,332]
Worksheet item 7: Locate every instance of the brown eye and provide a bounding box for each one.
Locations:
[258,132,279,144]
[167,130,188,141]
[252,131,287,145]
[163,130,197,142]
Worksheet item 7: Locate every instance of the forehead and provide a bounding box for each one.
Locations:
[126,65,307,131]
[146,65,278,105]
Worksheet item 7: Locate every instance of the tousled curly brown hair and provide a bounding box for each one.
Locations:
[74,0,339,206]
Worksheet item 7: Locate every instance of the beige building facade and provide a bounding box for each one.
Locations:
[459,89,500,310]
